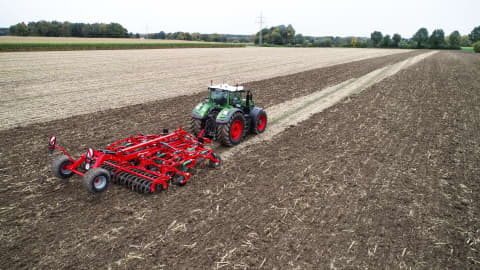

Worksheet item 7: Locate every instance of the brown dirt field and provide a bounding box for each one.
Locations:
[1,51,479,269]
[0,47,411,130]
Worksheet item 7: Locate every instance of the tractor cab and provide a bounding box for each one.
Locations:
[208,84,254,111]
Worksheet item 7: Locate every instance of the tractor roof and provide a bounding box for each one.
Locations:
[209,83,244,92]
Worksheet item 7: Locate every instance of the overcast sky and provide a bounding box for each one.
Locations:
[0,0,478,38]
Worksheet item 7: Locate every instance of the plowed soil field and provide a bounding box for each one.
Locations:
[1,51,479,269]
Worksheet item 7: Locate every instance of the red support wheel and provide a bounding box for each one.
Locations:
[83,168,110,193]
[52,155,74,179]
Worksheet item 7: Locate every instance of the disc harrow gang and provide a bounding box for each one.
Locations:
[48,127,221,194]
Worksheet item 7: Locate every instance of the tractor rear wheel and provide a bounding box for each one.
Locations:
[52,155,74,179]
[190,118,204,136]
[217,112,246,146]
[83,168,110,193]
[252,110,267,134]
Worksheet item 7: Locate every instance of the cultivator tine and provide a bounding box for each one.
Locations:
[109,170,157,194]
[118,172,130,185]
[126,175,136,190]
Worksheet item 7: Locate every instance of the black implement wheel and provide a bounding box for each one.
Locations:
[209,152,222,169]
[190,118,204,137]
[174,174,187,186]
[83,168,110,193]
[252,110,267,134]
[52,155,74,179]
[217,112,246,146]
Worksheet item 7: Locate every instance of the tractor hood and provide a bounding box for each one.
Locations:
[192,102,211,119]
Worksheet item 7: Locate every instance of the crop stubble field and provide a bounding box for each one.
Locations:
[0,47,410,130]
[0,49,479,269]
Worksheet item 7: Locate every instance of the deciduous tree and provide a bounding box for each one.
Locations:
[370,31,383,47]
[448,31,461,49]
[469,26,480,42]
[295,34,304,45]
[380,34,391,47]
[392,33,401,47]
[413,28,429,48]
[429,29,446,49]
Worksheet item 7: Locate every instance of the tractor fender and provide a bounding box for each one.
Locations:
[216,108,243,124]
[249,107,265,124]
[191,102,211,119]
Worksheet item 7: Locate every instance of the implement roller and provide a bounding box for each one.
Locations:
[48,127,221,194]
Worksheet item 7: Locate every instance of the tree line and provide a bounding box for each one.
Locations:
[7,21,252,43]
[370,27,479,49]
[145,31,251,43]
[255,25,480,50]
[253,25,372,47]
[8,21,129,38]
[6,20,480,51]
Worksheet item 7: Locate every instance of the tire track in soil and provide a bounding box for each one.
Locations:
[222,51,437,160]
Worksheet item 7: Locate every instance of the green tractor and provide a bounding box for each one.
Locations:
[191,83,267,146]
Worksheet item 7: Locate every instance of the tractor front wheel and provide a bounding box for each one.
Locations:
[190,118,204,136]
[252,110,267,134]
[52,155,74,179]
[217,112,246,146]
[83,168,110,193]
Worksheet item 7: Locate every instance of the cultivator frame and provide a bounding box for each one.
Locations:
[48,127,221,194]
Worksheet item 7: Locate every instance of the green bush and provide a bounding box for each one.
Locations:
[474,41,480,53]
[398,40,412,49]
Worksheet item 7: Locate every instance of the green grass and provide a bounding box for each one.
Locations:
[0,42,246,52]
[461,47,473,51]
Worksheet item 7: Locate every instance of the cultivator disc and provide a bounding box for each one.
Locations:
[49,127,221,194]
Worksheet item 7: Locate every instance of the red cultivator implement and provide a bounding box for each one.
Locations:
[48,127,221,194]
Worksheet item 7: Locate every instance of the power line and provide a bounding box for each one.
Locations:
[255,12,266,45]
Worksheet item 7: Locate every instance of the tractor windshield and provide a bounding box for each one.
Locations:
[210,90,228,106]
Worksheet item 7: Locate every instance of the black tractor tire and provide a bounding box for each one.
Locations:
[217,112,246,146]
[83,168,110,193]
[52,155,74,179]
[190,118,204,136]
[208,152,222,169]
[252,109,268,134]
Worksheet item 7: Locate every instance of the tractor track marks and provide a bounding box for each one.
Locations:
[222,51,437,159]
